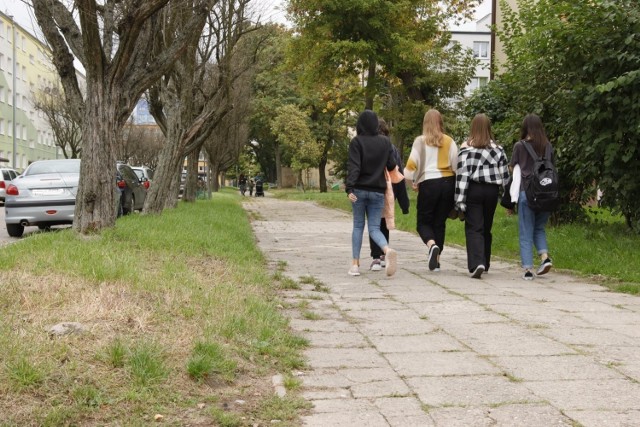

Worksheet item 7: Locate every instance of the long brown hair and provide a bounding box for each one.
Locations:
[466,113,493,148]
[422,109,444,147]
[520,113,549,156]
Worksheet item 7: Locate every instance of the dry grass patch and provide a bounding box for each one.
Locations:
[0,196,308,425]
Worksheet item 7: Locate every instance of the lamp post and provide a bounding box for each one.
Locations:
[10,15,17,169]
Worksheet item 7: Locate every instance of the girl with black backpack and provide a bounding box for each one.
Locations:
[509,114,555,280]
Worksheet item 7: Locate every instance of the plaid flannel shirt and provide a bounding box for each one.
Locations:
[455,143,510,212]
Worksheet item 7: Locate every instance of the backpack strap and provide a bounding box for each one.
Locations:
[521,140,540,161]
[522,140,552,160]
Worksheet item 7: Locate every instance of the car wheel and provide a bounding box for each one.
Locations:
[7,223,24,237]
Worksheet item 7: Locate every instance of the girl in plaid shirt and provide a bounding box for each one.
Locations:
[455,114,510,278]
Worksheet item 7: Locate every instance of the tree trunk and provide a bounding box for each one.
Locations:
[319,156,328,192]
[210,162,220,192]
[183,150,199,202]
[74,81,117,233]
[143,124,183,213]
[275,141,282,188]
[365,58,377,110]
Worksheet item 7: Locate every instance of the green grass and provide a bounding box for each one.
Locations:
[0,189,308,425]
[272,188,640,293]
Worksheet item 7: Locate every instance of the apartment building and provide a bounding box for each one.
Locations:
[0,11,62,171]
[450,9,492,96]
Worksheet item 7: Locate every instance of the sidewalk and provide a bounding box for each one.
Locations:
[244,196,640,427]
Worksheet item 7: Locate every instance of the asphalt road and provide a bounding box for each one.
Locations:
[0,204,67,245]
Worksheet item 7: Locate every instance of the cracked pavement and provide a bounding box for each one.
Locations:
[245,196,640,427]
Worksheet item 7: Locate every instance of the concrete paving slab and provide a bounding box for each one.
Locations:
[368,332,467,353]
[407,375,539,406]
[523,379,640,411]
[385,351,501,377]
[490,354,625,381]
[429,404,574,427]
[564,410,640,427]
[245,197,640,426]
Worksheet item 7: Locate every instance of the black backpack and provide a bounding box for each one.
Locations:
[522,141,560,212]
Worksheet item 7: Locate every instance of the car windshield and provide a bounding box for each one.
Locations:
[133,170,144,180]
[25,160,81,176]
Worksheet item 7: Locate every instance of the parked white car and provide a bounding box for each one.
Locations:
[4,159,80,237]
[0,167,19,203]
[130,166,154,189]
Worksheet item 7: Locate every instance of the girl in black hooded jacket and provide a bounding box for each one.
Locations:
[345,110,398,277]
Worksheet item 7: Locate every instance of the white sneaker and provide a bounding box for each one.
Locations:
[370,259,382,271]
[380,255,386,267]
[348,265,360,276]
[385,249,397,277]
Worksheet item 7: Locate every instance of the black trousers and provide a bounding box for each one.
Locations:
[369,218,390,259]
[464,181,499,272]
[417,176,455,251]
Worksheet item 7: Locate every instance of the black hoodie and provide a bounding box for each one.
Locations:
[345,110,397,195]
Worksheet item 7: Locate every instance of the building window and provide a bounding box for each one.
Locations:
[471,77,489,91]
[22,65,27,81]
[8,121,12,137]
[0,119,4,135]
[0,53,4,70]
[29,54,34,64]
[0,85,4,102]
[0,21,3,38]
[7,90,12,106]
[473,41,489,59]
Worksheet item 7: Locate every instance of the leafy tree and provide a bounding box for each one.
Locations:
[249,27,303,186]
[490,0,640,229]
[270,104,322,190]
[286,0,479,109]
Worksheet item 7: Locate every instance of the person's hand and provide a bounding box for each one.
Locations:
[348,193,357,203]
[506,209,514,216]
[412,182,418,192]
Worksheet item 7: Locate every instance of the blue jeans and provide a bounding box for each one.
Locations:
[518,191,550,269]
[351,189,387,260]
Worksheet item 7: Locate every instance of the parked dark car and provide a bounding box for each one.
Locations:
[116,163,146,215]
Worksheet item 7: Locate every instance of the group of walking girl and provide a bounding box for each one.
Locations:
[345,109,555,280]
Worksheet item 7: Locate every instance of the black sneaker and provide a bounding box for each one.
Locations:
[522,270,534,280]
[537,258,553,275]
[428,245,440,271]
[471,265,485,279]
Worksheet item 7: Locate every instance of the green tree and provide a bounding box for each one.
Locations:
[270,104,322,191]
[286,0,478,109]
[490,0,640,229]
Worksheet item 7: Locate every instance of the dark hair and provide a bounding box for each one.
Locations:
[520,114,549,156]
[378,118,390,136]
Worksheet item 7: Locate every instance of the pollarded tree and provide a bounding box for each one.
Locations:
[32,0,216,233]
[146,0,257,209]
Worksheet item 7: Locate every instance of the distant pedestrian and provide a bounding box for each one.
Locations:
[248,179,255,196]
[238,174,247,196]
[346,110,399,277]
[510,113,555,280]
[368,119,410,272]
[404,109,458,272]
[455,113,510,279]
